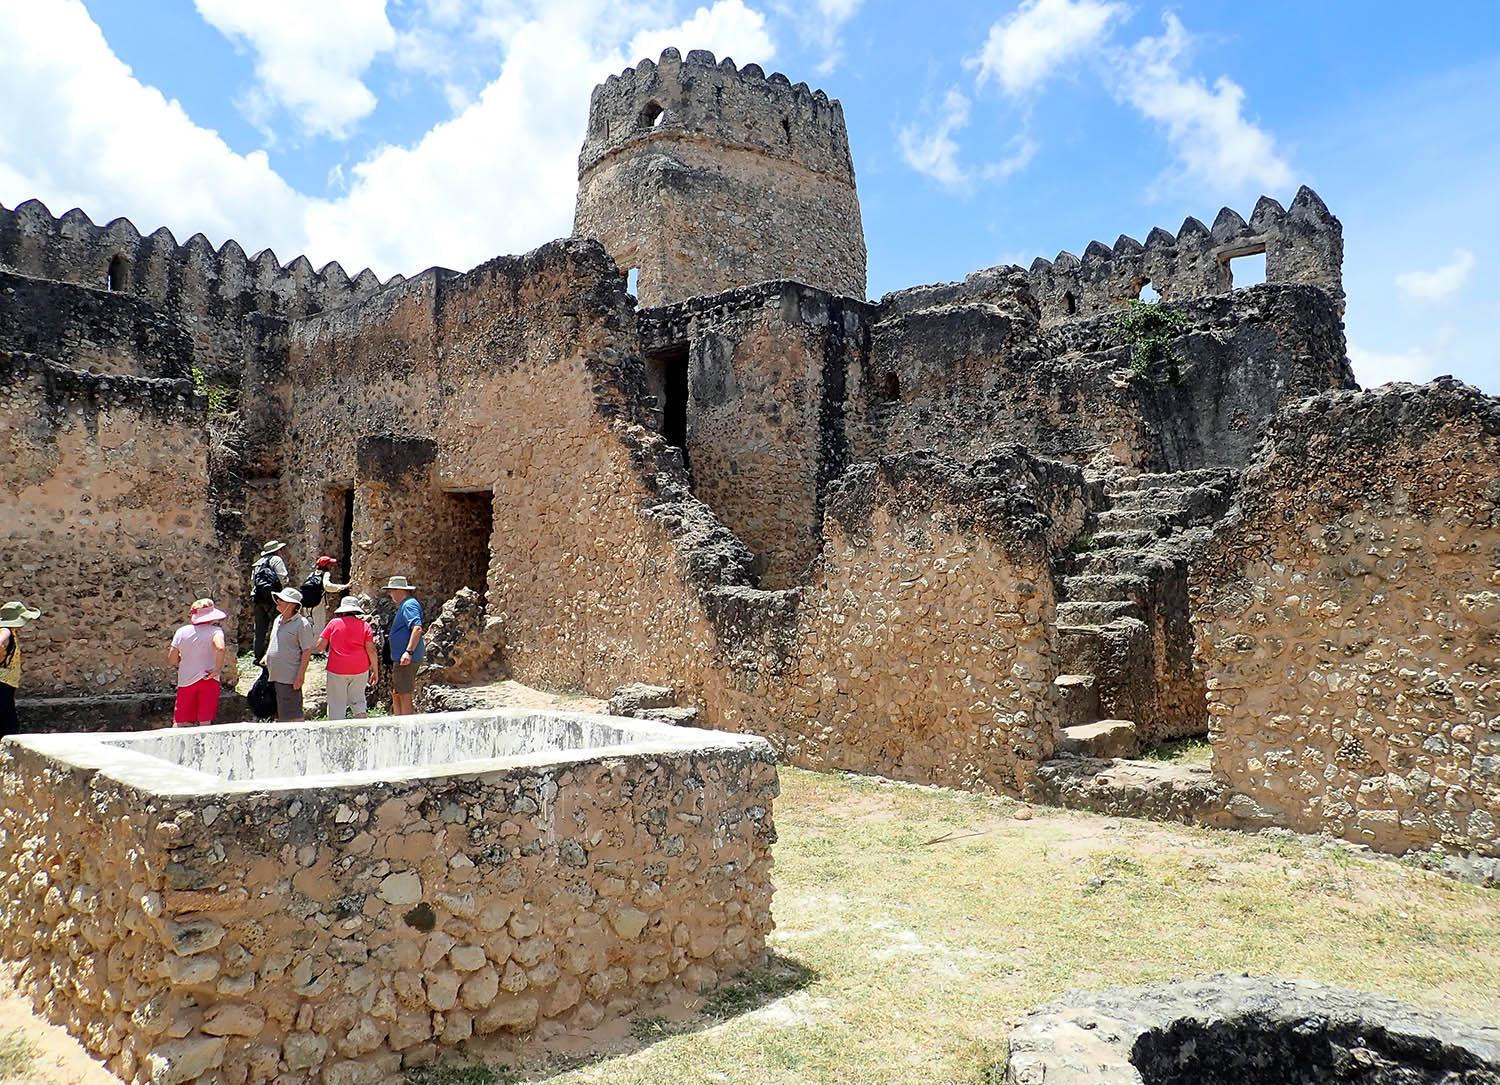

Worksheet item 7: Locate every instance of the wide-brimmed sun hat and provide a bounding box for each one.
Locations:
[190,598,228,625]
[334,597,366,615]
[384,576,417,591]
[260,539,287,556]
[0,601,41,628]
[274,587,304,605]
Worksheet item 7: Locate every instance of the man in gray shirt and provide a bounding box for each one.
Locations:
[262,587,317,721]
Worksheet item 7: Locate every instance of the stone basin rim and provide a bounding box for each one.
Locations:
[3,707,776,797]
[1003,974,1500,1084]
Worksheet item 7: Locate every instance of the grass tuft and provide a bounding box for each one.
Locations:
[0,1030,34,1077]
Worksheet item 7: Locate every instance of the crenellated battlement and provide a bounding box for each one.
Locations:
[579,47,853,181]
[1025,186,1343,323]
[0,199,402,375]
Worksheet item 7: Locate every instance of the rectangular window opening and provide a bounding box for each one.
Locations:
[1226,248,1267,289]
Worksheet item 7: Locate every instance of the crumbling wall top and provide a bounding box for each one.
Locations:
[578,48,853,180]
[1024,187,1343,323]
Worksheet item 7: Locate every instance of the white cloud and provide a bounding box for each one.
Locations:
[627,0,774,67]
[0,0,308,254]
[1347,343,1445,388]
[194,0,398,139]
[972,0,1123,95]
[1394,249,1476,302]
[0,0,779,279]
[1110,14,1292,192]
[898,88,973,189]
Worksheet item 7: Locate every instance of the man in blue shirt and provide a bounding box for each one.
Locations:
[384,576,425,716]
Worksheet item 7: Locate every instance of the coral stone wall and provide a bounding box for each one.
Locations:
[641,282,872,587]
[0,270,193,378]
[268,243,1070,793]
[0,351,236,703]
[0,200,396,382]
[575,49,865,306]
[1193,380,1500,856]
[0,736,778,1084]
[857,278,1353,473]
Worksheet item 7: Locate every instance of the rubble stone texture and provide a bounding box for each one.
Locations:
[1,44,1495,865]
[1004,975,1500,1084]
[0,713,777,1083]
[574,48,866,307]
[1193,379,1500,856]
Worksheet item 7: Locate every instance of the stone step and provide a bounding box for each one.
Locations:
[1069,548,1161,578]
[1053,673,1100,727]
[1106,468,1235,494]
[608,683,676,715]
[1056,600,1142,625]
[1105,486,1233,527]
[1060,573,1152,606]
[1056,619,1152,693]
[635,706,701,727]
[1058,720,1140,759]
[1093,507,1172,533]
[1086,528,1160,550]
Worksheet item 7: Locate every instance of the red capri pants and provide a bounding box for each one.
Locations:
[173,677,221,726]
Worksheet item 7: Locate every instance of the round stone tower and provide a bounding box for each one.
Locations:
[574,47,867,307]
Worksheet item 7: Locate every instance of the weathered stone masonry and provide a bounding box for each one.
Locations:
[0,715,777,1083]
[1194,380,1500,857]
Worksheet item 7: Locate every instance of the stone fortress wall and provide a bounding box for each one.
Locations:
[0,261,237,716]
[0,43,1495,867]
[574,48,866,307]
[268,240,1077,794]
[0,200,398,381]
[1194,380,1500,857]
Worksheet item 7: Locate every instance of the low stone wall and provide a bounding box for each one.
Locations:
[0,712,777,1084]
[1193,380,1500,857]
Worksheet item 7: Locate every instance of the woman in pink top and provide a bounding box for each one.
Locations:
[317,596,379,720]
[168,598,227,727]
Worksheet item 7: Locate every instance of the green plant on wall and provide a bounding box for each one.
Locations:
[1116,299,1188,384]
[190,366,233,414]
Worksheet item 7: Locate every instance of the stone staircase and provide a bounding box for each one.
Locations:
[1050,468,1235,757]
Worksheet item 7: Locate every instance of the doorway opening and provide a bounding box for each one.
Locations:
[645,342,691,470]
[438,490,494,604]
[323,485,356,581]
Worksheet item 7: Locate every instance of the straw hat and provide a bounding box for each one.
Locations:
[0,601,40,629]
[259,539,287,556]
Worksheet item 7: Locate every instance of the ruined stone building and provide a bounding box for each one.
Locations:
[2,47,1496,862]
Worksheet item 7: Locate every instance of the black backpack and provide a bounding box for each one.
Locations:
[246,666,277,720]
[299,571,325,610]
[251,558,283,606]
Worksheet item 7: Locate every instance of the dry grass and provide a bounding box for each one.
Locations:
[421,768,1500,1084]
[0,1030,35,1080]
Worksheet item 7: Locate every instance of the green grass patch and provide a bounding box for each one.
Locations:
[1141,735,1213,765]
[404,1061,520,1085]
[0,1030,34,1077]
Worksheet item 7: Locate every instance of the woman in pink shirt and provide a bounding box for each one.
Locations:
[317,597,379,720]
[168,598,226,727]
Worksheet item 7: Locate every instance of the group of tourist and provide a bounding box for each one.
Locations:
[0,538,426,735]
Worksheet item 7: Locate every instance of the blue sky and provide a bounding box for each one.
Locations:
[0,1,1496,391]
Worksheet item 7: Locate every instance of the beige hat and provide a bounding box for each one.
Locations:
[260,539,287,556]
[334,597,366,615]
[384,576,417,591]
[274,587,304,605]
[0,601,40,629]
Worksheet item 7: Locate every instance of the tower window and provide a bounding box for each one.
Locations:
[1062,291,1077,315]
[878,371,899,402]
[639,102,665,130]
[107,254,128,291]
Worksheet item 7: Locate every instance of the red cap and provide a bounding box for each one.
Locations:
[316,555,337,568]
